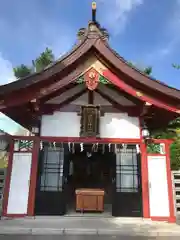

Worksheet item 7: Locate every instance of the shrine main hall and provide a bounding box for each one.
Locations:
[0,2,179,222]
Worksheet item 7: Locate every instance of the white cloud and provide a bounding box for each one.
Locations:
[0,1,75,134]
[0,54,19,133]
[97,0,144,35]
[0,53,16,85]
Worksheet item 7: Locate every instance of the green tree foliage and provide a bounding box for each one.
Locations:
[13,64,32,79]
[152,118,180,170]
[143,66,152,75]
[33,48,55,72]
[127,61,152,75]
[127,61,134,68]
[172,63,180,69]
[13,48,55,79]
[170,139,180,170]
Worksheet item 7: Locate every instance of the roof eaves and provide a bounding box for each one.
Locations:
[0,37,90,94]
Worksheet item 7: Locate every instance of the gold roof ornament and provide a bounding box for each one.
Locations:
[92,2,97,22]
[136,91,143,97]
[92,2,97,10]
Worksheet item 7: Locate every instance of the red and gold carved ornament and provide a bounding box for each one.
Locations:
[84,68,99,91]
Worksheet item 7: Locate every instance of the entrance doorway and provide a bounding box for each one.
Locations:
[34,142,142,217]
[112,145,143,217]
[66,144,115,215]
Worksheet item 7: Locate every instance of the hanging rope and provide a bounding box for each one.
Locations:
[80,143,84,152]
[136,144,140,154]
[108,143,111,152]
[40,141,43,150]
[102,144,105,154]
[72,143,75,153]
[53,142,56,150]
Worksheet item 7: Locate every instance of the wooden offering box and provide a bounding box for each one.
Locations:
[75,189,105,212]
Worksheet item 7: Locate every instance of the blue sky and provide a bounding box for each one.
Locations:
[0,0,180,134]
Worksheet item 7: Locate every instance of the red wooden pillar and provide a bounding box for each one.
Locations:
[165,141,176,223]
[2,139,14,216]
[139,117,150,218]
[140,142,150,218]
[27,138,40,216]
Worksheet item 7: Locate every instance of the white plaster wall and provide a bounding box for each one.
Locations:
[7,153,32,214]
[148,155,170,217]
[41,112,81,137]
[41,112,140,138]
[100,113,140,139]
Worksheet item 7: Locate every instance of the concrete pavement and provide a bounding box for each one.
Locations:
[0,217,180,237]
[0,236,179,240]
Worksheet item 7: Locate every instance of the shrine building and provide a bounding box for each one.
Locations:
[0,2,180,222]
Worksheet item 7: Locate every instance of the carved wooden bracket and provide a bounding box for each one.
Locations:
[30,99,40,112]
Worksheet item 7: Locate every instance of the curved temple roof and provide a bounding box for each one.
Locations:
[0,7,180,130]
[0,21,180,100]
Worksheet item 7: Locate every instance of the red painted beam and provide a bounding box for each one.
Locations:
[41,89,86,114]
[103,69,179,113]
[40,136,142,144]
[27,138,40,216]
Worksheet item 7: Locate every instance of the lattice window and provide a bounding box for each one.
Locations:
[40,146,64,192]
[116,148,139,193]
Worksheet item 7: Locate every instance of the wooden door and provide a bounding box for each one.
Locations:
[112,146,142,217]
[35,145,67,215]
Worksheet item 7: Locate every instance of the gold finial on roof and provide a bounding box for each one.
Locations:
[92,2,97,22]
[92,2,96,10]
